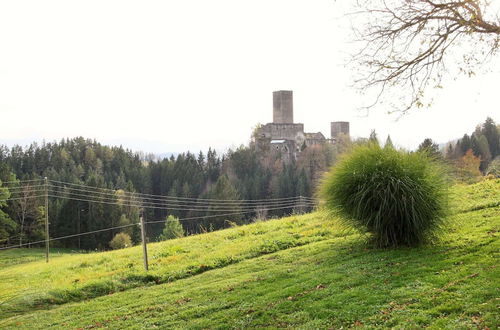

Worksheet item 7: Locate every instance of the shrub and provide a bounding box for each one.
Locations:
[109,232,132,250]
[320,143,448,247]
[453,149,483,183]
[160,215,184,240]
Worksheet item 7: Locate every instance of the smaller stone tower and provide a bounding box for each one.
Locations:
[273,90,293,124]
[331,121,350,140]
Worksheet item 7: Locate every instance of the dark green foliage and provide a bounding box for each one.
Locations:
[197,175,243,229]
[0,136,323,248]
[460,134,472,154]
[475,135,492,172]
[320,144,449,247]
[482,117,499,158]
[0,182,16,244]
[451,118,499,172]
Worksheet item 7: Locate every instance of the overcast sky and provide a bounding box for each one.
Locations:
[1,0,499,154]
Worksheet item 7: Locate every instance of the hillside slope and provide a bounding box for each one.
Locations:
[0,180,499,329]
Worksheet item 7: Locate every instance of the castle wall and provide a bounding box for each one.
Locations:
[260,123,304,141]
[273,90,293,124]
[270,140,296,163]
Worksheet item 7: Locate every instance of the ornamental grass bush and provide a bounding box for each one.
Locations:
[320,143,449,247]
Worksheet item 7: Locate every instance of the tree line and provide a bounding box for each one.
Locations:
[1,117,497,250]
[0,137,335,250]
[443,117,500,180]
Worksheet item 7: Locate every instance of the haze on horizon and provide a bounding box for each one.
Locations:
[1,0,498,155]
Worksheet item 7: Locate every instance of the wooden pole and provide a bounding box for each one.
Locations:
[140,212,149,271]
[44,177,49,263]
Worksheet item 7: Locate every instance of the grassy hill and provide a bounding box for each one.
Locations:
[0,180,498,329]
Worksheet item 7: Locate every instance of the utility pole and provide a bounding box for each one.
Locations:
[77,207,81,250]
[140,210,149,271]
[44,177,49,263]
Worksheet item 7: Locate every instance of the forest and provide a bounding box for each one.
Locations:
[0,117,498,250]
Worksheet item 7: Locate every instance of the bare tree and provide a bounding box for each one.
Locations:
[11,185,41,246]
[349,0,500,114]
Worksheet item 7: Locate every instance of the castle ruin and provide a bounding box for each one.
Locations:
[255,90,349,160]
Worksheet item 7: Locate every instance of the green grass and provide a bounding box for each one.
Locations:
[0,179,498,329]
[0,212,344,318]
[0,248,82,268]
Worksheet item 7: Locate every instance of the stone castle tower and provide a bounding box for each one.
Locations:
[273,90,294,124]
[331,121,350,141]
[255,91,350,160]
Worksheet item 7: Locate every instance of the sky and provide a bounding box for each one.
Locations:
[1,0,499,154]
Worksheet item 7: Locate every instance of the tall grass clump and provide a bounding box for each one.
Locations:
[320,143,449,247]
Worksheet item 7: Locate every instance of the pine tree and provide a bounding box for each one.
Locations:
[203,175,242,229]
[460,134,472,154]
[481,117,499,158]
[476,135,492,172]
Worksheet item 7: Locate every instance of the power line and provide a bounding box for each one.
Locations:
[48,183,314,207]
[49,179,315,202]
[3,179,315,204]
[47,193,315,212]
[1,185,315,210]
[49,183,314,207]
[50,182,314,205]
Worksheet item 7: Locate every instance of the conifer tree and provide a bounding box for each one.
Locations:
[460,134,472,154]
[481,117,499,158]
[476,135,492,172]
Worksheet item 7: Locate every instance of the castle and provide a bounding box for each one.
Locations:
[255,90,349,160]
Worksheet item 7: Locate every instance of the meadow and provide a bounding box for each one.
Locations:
[0,179,498,329]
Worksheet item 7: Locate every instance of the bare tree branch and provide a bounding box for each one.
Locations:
[349,0,500,114]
